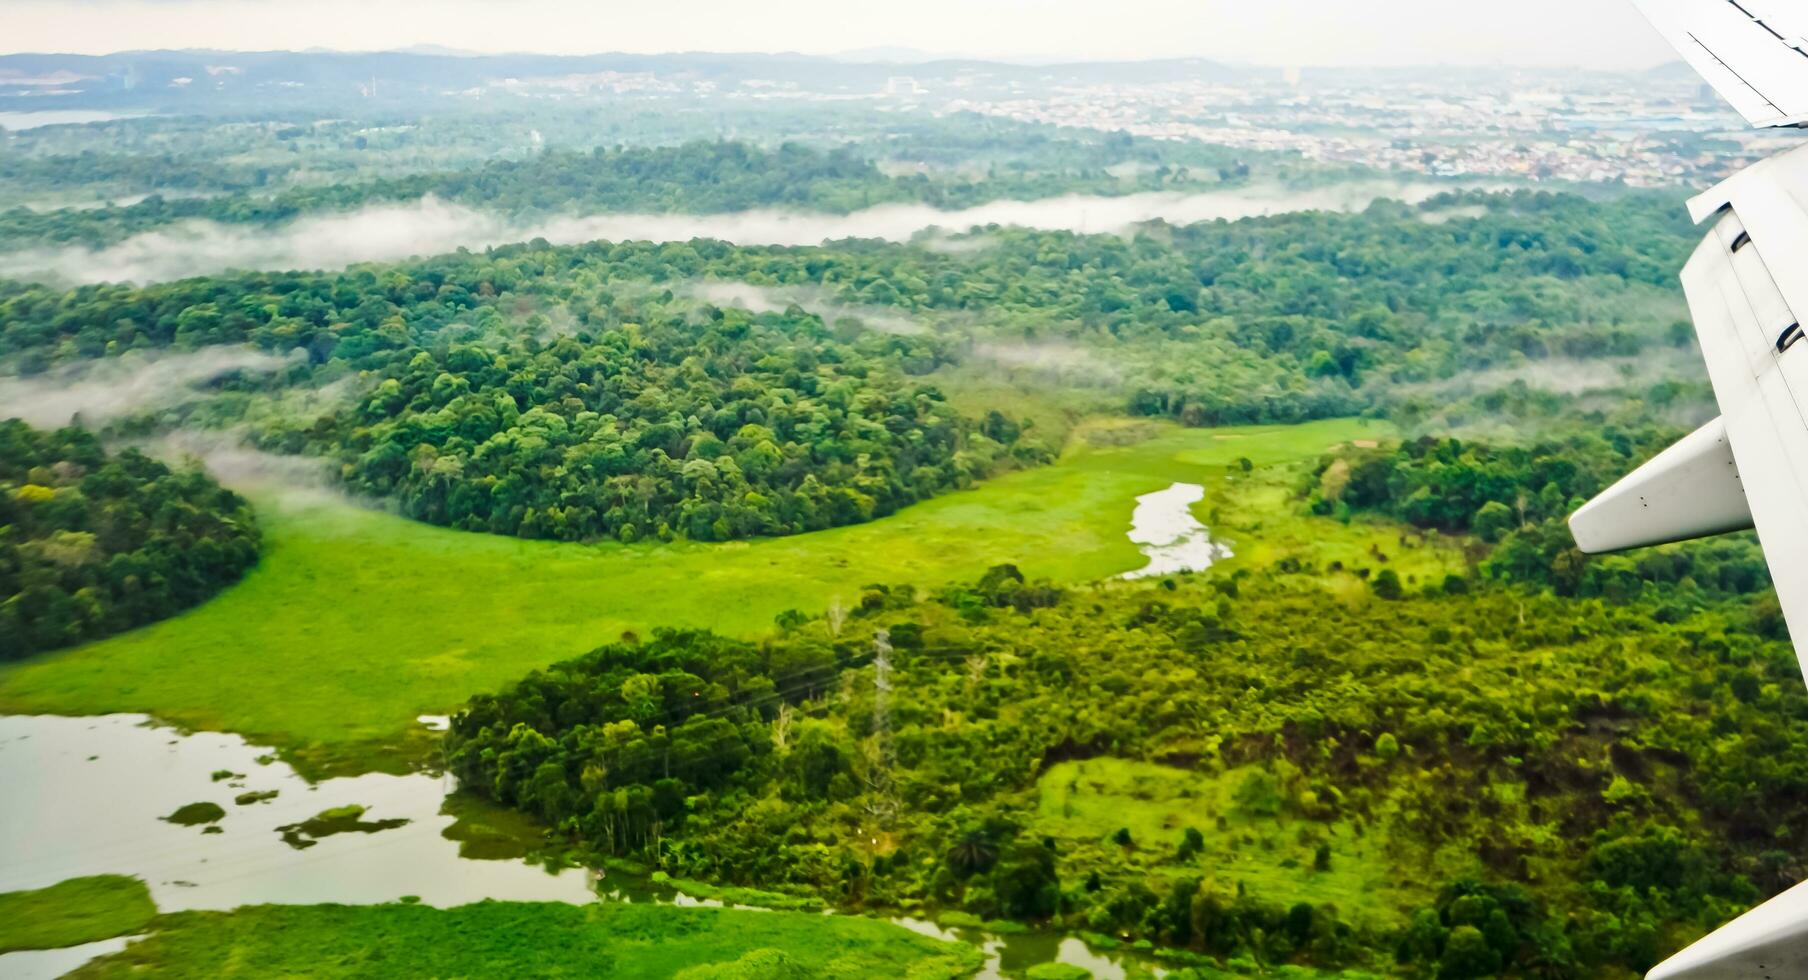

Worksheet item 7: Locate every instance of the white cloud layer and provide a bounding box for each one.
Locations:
[0,347,303,428]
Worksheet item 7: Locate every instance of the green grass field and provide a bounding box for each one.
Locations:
[66,901,984,979]
[0,876,157,953]
[1035,759,1437,928]
[0,417,1442,774]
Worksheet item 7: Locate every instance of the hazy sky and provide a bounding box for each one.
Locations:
[4,0,1676,69]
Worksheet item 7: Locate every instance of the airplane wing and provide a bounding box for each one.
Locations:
[1572,143,1808,678]
[1569,3,1808,977]
[1632,0,1808,127]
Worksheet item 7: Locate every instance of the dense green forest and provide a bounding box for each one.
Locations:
[0,134,1259,250]
[0,109,1283,213]
[0,420,260,658]
[0,108,1770,978]
[326,316,1033,542]
[447,444,1795,976]
[0,183,1704,548]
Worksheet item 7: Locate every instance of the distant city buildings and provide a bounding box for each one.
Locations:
[883,76,923,97]
[934,72,1792,188]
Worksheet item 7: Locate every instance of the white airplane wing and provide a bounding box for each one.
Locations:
[1569,4,1808,977]
[1573,144,1808,674]
[1633,0,1808,127]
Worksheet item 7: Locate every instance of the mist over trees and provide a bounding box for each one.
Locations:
[0,174,1707,547]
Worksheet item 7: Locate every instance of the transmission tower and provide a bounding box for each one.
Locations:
[866,628,898,828]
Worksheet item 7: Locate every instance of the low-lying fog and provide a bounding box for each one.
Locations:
[0,180,1467,286]
[0,347,304,428]
[687,281,929,336]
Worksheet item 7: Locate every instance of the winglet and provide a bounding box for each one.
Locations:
[1568,416,1753,554]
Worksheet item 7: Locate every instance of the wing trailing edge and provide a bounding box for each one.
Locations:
[1646,880,1808,979]
[1568,416,1751,554]
[1633,0,1808,128]
[1573,5,1808,979]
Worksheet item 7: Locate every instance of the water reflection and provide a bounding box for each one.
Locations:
[599,878,1162,979]
[1121,482,1231,579]
[889,916,1160,980]
[2,713,1162,978]
[0,714,593,911]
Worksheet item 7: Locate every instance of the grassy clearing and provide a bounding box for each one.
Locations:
[929,363,1110,454]
[0,875,157,953]
[66,902,984,979]
[0,417,1440,774]
[1206,456,1466,602]
[1035,759,1435,928]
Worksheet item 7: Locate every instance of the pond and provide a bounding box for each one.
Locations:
[0,936,137,980]
[1,712,1169,977]
[0,713,593,975]
[0,713,593,913]
[1122,482,1231,579]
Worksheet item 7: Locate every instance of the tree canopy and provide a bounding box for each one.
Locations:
[0,420,260,658]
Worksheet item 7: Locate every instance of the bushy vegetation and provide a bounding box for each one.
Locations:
[0,421,259,659]
[448,507,1800,977]
[0,419,1375,774]
[1309,433,1773,603]
[1,115,1760,979]
[0,875,157,953]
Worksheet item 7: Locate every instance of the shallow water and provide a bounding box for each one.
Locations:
[890,917,1160,980]
[1121,482,1231,579]
[0,935,137,980]
[0,714,594,912]
[0,712,1175,976]
[0,179,1464,285]
[596,878,1162,979]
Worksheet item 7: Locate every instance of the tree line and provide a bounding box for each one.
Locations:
[0,420,260,658]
